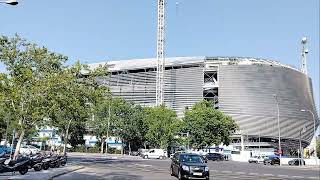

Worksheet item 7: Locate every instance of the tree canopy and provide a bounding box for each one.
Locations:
[0,35,108,157]
[143,105,181,149]
[183,100,238,149]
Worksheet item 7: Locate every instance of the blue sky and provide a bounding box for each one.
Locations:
[0,0,319,111]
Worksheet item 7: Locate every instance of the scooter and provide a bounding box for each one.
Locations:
[42,154,53,170]
[0,156,30,175]
[57,155,67,166]
[28,154,44,171]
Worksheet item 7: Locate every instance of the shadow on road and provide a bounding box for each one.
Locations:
[59,170,143,180]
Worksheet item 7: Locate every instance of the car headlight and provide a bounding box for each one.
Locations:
[205,167,209,171]
[182,165,190,171]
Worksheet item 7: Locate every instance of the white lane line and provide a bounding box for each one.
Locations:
[235,172,246,174]
[307,177,320,180]
[210,170,218,172]
[248,173,258,175]
[263,174,274,176]
[292,176,304,179]
[132,163,152,167]
[221,170,232,173]
[277,175,289,177]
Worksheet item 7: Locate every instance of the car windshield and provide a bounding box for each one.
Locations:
[180,155,203,163]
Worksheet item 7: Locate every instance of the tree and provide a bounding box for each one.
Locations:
[183,100,238,149]
[88,96,112,154]
[0,35,108,158]
[0,35,69,159]
[46,62,108,155]
[110,98,147,154]
[143,105,180,149]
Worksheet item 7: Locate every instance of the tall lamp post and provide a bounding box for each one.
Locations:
[273,94,282,165]
[0,0,18,5]
[301,109,318,166]
[299,125,306,166]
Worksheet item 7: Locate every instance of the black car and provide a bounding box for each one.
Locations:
[170,153,209,180]
[205,153,224,161]
[288,159,305,166]
[263,156,280,165]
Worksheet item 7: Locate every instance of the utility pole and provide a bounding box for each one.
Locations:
[274,94,282,166]
[156,0,166,106]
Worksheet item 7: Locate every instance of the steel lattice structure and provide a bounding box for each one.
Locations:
[156,0,166,106]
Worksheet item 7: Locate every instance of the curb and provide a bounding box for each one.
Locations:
[49,166,85,179]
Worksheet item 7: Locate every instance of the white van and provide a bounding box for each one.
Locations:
[142,149,167,159]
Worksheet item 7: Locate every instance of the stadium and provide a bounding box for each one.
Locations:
[89,56,319,153]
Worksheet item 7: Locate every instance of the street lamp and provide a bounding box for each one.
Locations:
[0,0,18,5]
[301,109,318,166]
[273,94,282,165]
[299,125,306,166]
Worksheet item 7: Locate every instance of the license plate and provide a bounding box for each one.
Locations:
[193,172,202,176]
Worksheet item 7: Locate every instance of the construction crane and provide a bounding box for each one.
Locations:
[156,0,166,106]
[301,37,308,75]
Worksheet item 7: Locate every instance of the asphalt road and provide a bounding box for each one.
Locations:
[55,155,320,180]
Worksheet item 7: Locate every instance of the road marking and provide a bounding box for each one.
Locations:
[132,163,152,167]
[292,176,304,178]
[307,177,320,180]
[263,174,274,176]
[235,172,246,174]
[277,175,289,177]
[248,173,258,175]
[210,170,218,172]
[221,170,232,173]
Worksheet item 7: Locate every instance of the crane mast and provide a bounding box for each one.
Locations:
[156,0,166,106]
[301,37,308,75]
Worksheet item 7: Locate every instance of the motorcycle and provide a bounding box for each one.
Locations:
[28,154,44,171]
[57,155,67,166]
[0,156,30,175]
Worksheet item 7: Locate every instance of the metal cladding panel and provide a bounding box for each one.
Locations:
[105,66,203,117]
[164,66,204,117]
[219,64,318,143]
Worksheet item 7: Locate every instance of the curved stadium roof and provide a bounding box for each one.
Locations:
[88,56,299,73]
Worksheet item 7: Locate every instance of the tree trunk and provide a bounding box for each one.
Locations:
[100,138,105,154]
[121,139,124,155]
[63,119,72,156]
[13,129,25,160]
[129,142,131,155]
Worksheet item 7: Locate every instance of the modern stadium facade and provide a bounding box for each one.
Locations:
[89,56,319,154]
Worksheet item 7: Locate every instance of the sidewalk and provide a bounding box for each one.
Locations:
[1,164,84,180]
[67,152,144,160]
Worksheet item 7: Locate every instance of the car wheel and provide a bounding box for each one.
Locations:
[144,155,148,159]
[178,170,184,180]
[170,166,174,176]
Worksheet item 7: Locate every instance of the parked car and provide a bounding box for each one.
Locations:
[248,156,265,164]
[288,159,305,166]
[0,145,15,154]
[170,153,209,180]
[142,149,167,159]
[205,153,224,161]
[19,145,40,155]
[263,156,280,165]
